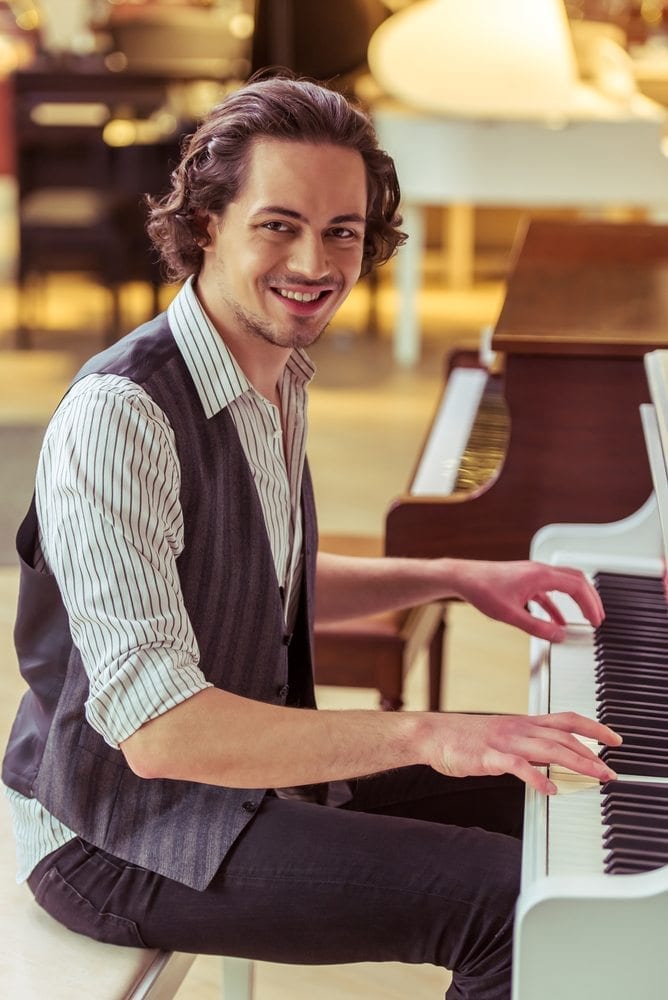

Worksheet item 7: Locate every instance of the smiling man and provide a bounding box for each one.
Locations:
[3,76,620,1000]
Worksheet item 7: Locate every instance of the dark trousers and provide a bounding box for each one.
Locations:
[27,766,524,1000]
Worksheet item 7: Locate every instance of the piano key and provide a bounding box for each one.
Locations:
[544,574,668,882]
[547,784,606,875]
[603,779,668,800]
[604,809,668,828]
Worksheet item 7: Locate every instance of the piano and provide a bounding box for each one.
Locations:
[512,348,668,999]
[385,218,668,563]
[365,0,668,365]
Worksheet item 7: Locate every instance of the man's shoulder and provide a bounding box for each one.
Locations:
[76,312,180,387]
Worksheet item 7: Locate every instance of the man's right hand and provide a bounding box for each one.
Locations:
[422,711,622,795]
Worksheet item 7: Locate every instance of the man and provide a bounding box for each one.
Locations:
[3,76,618,999]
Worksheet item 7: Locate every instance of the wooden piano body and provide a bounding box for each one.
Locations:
[385,219,668,563]
[512,350,668,999]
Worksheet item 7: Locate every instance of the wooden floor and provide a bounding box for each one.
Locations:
[0,267,530,998]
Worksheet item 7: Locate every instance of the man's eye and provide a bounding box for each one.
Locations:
[263,221,291,233]
[329,227,358,240]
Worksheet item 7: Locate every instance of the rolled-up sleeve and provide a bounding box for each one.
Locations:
[35,374,212,748]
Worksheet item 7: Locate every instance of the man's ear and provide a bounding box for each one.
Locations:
[195,213,216,250]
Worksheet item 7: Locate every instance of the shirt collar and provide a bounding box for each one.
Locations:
[167,277,315,419]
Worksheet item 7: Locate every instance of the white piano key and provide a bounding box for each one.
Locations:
[549,628,597,719]
[548,785,606,875]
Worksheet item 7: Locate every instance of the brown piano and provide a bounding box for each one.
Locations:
[385,217,668,560]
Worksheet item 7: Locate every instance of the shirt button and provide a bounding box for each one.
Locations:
[277,683,289,699]
[242,800,258,813]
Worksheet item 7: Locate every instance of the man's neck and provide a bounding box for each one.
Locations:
[194,278,291,405]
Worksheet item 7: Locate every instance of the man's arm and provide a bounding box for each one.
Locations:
[121,687,620,797]
[124,553,614,794]
[315,550,604,642]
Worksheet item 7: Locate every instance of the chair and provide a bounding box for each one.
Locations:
[0,798,253,999]
[314,536,446,711]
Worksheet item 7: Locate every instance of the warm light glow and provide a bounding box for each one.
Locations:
[16,9,39,30]
[30,102,110,127]
[641,0,663,26]
[229,12,254,40]
[104,51,128,72]
[103,119,137,147]
[368,0,580,119]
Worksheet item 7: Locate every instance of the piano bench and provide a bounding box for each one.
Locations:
[0,799,253,999]
[314,603,445,711]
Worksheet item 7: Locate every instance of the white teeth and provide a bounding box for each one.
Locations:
[277,289,321,302]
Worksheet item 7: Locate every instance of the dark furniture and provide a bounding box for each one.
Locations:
[13,59,189,348]
[385,218,668,561]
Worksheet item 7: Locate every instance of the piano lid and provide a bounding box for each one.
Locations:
[367,0,662,122]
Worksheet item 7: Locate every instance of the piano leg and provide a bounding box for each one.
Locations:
[392,201,476,365]
[444,202,475,289]
[394,201,424,367]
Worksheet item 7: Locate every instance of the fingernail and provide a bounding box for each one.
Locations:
[547,780,558,795]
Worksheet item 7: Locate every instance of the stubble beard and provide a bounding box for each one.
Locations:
[226,295,329,350]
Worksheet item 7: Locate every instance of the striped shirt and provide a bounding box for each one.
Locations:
[6,277,314,881]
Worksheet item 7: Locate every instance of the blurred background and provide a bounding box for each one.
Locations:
[2,2,668,996]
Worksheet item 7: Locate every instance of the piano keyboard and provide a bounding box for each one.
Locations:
[548,570,668,878]
[410,367,508,496]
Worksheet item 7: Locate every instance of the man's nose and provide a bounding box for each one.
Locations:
[287,234,329,280]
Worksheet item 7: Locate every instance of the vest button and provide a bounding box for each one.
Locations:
[242,800,258,813]
[277,683,289,699]
[282,632,292,646]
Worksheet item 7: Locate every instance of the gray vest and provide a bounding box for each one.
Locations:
[2,313,318,890]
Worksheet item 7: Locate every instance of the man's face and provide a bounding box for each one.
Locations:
[198,138,368,351]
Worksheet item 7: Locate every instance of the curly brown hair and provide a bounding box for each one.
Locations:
[146,73,406,282]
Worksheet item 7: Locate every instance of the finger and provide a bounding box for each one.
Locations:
[531,592,566,626]
[486,751,557,796]
[514,609,566,642]
[564,577,605,626]
[522,738,616,782]
[536,711,622,747]
[540,568,605,626]
[531,726,605,763]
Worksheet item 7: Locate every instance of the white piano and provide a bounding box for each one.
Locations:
[512,348,668,999]
[366,0,668,365]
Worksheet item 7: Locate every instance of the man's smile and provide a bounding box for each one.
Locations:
[268,284,338,316]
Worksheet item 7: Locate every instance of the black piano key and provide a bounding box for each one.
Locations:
[595,647,668,664]
[596,669,668,683]
[606,859,664,874]
[594,572,664,592]
[598,754,668,776]
[601,747,668,767]
[604,809,668,831]
[603,850,666,875]
[602,779,668,800]
[609,720,668,737]
[596,657,668,671]
[602,731,668,750]
[597,692,668,709]
[596,619,668,633]
[600,709,668,727]
[603,834,668,855]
